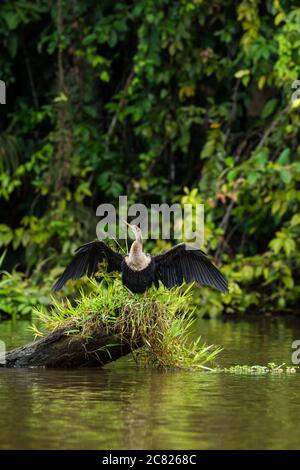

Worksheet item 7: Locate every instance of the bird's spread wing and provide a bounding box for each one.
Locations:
[153,243,228,293]
[52,241,123,292]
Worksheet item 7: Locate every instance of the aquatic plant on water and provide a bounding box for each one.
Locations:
[214,363,298,375]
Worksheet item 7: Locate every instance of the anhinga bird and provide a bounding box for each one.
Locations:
[52,222,228,294]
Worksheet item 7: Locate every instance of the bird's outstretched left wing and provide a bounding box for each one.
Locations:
[153,243,228,293]
[52,240,123,292]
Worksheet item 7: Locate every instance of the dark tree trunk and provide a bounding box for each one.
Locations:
[0,322,135,368]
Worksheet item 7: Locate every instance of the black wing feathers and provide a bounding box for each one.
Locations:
[154,244,228,293]
[52,241,123,292]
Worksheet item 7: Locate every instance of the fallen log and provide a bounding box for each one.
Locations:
[0,283,219,369]
[0,322,134,368]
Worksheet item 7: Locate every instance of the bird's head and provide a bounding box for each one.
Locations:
[123,221,142,240]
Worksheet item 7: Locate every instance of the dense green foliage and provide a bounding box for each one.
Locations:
[1,0,300,317]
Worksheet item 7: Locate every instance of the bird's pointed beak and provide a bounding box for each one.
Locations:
[123,220,133,229]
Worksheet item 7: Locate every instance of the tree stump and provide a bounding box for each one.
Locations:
[0,322,135,368]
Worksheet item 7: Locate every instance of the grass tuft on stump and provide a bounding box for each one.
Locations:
[33,279,221,369]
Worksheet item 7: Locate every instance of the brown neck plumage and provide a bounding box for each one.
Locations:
[129,234,143,257]
[127,232,148,269]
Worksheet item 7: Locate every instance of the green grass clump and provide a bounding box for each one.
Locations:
[34,279,221,369]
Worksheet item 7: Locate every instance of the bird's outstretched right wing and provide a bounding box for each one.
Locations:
[52,241,123,292]
[153,243,228,293]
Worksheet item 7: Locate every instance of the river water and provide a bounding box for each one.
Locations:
[0,316,300,450]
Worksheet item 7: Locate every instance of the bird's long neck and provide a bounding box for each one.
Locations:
[126,231,151,270]
[129,234,143,257]
[128,234,145,266]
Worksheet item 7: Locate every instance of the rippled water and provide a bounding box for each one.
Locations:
[0,316,300,449]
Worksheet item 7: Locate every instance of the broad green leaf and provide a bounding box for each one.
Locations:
[269,238,283,254]
[247,171,258,184]
[282,276,294,289]
[100,70,110,82]
[261,98,278,119]
[277,148,290,165]
[234,69,250,79]
[254,150,268,166]
[275,12,285,26]
[227,169,239,182]
[291,214,300,226]
[280,169,292,184]
[284,238,296,256]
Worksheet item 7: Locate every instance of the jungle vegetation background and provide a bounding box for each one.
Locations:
[0,0,300,319]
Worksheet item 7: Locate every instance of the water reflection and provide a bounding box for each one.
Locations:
[0,317,300,449]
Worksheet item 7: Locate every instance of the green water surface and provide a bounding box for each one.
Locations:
[0,316,299,450]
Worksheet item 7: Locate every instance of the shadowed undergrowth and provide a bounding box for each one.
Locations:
[33,279,221,369]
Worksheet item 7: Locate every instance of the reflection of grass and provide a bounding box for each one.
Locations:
[214,363,298,375]
[33,279,221,369]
